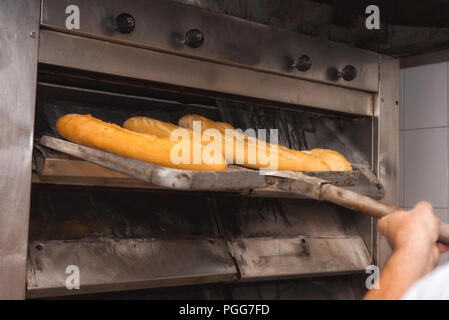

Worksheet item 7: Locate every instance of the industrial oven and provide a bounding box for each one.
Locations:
[0,0,399,299]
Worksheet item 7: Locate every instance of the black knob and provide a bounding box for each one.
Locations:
[338,65,357,81]
[184,29,204,48]
[292,55,312,72]
[115,13,135,34]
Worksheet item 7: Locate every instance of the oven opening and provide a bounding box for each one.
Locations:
[28,66,380,299]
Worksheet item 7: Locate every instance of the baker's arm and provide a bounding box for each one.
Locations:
[364,202,449,300]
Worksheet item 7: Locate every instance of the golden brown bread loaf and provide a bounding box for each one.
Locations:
[56,114,227,171]
[123,116,184,138]
[178,114,342,171]
[125,115,280,169]
[124,116,232,167]
[124,115,237,166]
[309,149,352,171]
[122,114,352,172]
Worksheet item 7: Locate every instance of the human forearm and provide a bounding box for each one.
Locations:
[364,245,435,300]
[363,202,449,300]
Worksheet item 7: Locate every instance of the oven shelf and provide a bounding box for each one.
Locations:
[32,157,159,189]
[33,136,384,200]
[27,238,237,298]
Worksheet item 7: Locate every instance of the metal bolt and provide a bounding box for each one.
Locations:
[30,31,37,38]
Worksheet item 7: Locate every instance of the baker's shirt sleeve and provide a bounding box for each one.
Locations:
[402,262,449,300]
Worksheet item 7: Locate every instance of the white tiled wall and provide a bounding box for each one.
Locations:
[400,61,449,265]
[402,128,448,208]
[403,63,448,129]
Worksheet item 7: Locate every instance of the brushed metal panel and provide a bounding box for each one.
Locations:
[229,236,372,281]
[41,0,379,92]
[27,239,237,298]
[38,30,374,116]
[0,0,40,299]
[216,197,372,280]
[375,56,400,267]
[228,276,360,300]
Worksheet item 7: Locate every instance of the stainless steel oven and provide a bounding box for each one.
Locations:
[0,0,398,299]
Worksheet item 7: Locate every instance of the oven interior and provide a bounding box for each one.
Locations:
[28,65,378,299]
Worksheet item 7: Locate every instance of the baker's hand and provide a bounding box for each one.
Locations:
[378,201,449,272]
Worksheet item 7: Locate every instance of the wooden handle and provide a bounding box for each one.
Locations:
[321,184,449,246]
[438,224,449,246]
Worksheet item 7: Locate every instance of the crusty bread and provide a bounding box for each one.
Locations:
[124,115,230,166]
[123,116,184,138]
[310,149,352,171]
[121,114,352,172]
[179,114,224,133]
[178,114,335,171]
[215,122,235,131]
[56,114,227,171]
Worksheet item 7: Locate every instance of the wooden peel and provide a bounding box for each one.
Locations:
[320,184,449,246]
[263,171,449,246]
[40,135,449,245]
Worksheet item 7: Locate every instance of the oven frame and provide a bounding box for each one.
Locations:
[0,0,399,299]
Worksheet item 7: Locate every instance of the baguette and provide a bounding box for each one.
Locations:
[124,114,352,172]
[56,114,227,171]
[124,115,236,165]
[124,116,230,166]
[125,115,275,168]
[123,116,184,139]
[178,114,334,171]
[309,149,352,171]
